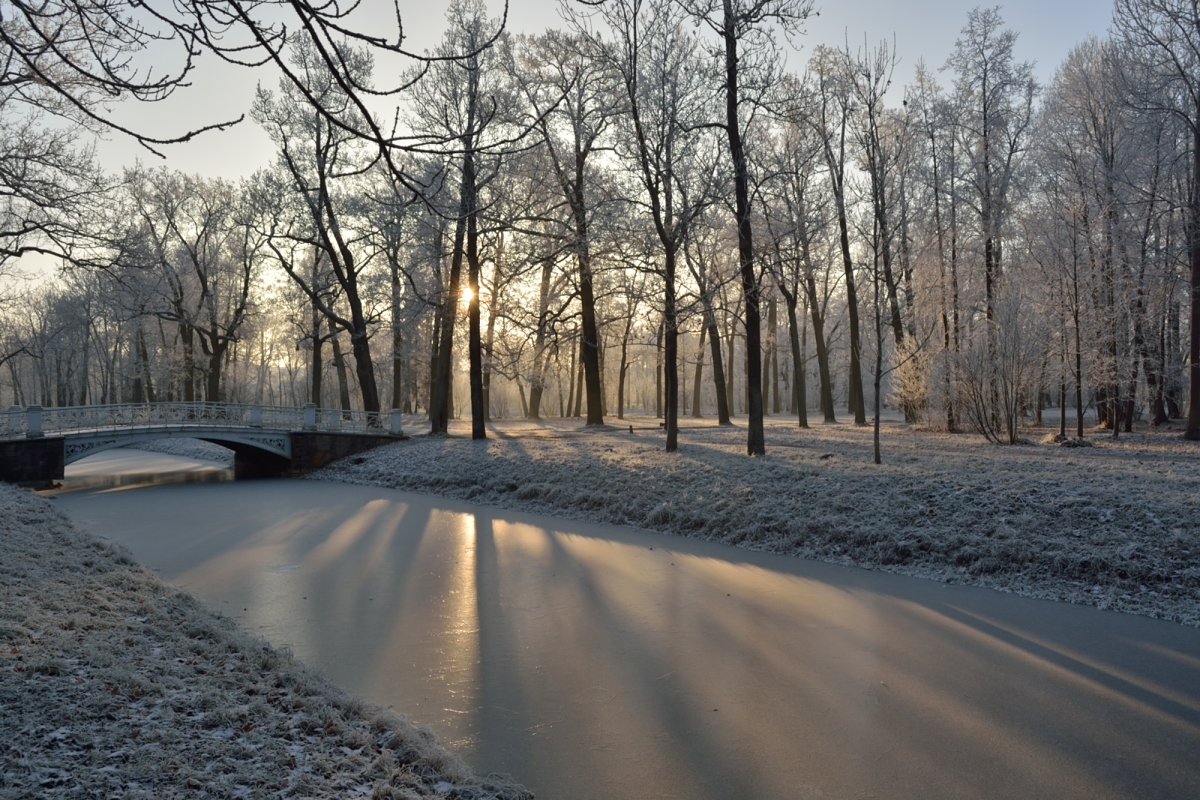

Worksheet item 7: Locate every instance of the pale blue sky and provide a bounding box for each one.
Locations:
[100,0,1113,178]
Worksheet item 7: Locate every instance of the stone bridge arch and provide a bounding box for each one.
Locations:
[63,428,292,465]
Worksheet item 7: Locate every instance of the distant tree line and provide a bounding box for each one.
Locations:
[1,0,1198,448]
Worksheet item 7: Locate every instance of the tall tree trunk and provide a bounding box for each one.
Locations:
[348,330,379,421]
[428,311,441,423]
[310,298,324,406]
[785,293,808,429]
[574,201,605,426]
[691,325,706,417]
[722,0,764,454]
[655,320,664,419]
[483,285,500,422]
[1166,300,1182,418]
[206,344,223,402]
[873,271,885,465]
[618,311,634,420]
[725,318,736,416]
[390,259,404,412]
[430,211,466,434]
[527,256,554,419]
[695,298,731,425]
[1073,258,1085,439]
[566,332,578,418]
[572,345,584,418]
[466,170,485,440]
[1059,333,1068,439]
[331,324,352,415]
[1186,118,1200,439]
[769,295,781,414]
[664,254,679,451]
[948,136,963,428]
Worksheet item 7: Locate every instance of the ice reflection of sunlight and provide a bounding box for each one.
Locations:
[304,499,389,570]
[430,512,481,749]
[448,512,481,664]
[176,511,323,589]
[367,510,481,751]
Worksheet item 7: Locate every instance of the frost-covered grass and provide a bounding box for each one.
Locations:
[314,415,1200,627]
[0,482,530,800]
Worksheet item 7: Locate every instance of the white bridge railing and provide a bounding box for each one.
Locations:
[0,402,403,439]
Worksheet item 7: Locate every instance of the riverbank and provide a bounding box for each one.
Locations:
[0,482,531,800]
[314,416,1200,627]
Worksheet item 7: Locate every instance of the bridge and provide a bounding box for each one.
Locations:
[0,402,406,486]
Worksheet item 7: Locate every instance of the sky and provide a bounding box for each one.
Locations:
[93,0,1115,182]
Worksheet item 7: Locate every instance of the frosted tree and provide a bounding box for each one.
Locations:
[114,168,258,402]
[253,39,383,417]
[945,6,1036,328]
[906,64,962,432]
[575,0,721,451]
[508,28,621,427]
[412,0,514,438]
[1114,0,1200,439]
[806,45,868,425]
[677,0,815,455]
[761,102,830,426]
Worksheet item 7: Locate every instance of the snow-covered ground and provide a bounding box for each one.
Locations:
[0,482,531,800]
[314,415,1200,627]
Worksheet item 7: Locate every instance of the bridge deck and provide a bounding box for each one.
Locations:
[1,402,400,439]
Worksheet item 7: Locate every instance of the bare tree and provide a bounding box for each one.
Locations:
[946,7,1036,326]
[115,168,258,401]
[254,39,384,416]
[681,219,734,424]
[576,0,721,451]
[906,63,962,431]
[509,28,620,427]
[677,0,814,454]
[1114,0,1200,439]
[806,45,867,425]
[414,0,514,438]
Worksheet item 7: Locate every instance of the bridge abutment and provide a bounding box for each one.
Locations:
[228,432,401,480]
[0,437,64,486]
[287,432,400,475]
[228,446,292,480]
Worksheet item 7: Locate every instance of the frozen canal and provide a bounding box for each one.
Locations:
[55,450,1200,800]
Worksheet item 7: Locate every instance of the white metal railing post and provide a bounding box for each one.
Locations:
[303,403,318,431]
[25,405,43,438]
[389,409,403,436]
[250,405,263,427]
